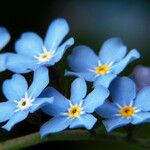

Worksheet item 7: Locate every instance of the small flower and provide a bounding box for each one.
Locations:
[96,77,150,132]
[6,18,74,73]
[40,78,109,138]
[0,67,53,131]
[0,27,11,72]
[66,38,140,88]
[130,65,150,91]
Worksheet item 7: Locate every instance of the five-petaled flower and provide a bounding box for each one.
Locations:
[0,67,53,131]
[96,77,150,132]
[39,78,109,138]
[66,38,140,88]
[6,18,74,73]
[0,27,11,72]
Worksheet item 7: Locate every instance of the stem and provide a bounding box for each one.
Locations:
[1,128,150,150]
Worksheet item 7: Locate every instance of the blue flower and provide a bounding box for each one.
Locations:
[6,18,74,73]
[0,27,11,72]
[66,38,140,88]
[0,67,53,131]
[130,65,150,91]
[96,77,150,132]
[40,78,109,138]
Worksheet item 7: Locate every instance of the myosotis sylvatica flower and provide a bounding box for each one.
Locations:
[0,27,12,72]
[0,67,53,131]
[66,38,140,88]
[39,78,109,138]
[6,18,74,73]
[96,77,150,132]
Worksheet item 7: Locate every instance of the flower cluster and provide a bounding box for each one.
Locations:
[0,18,150,138]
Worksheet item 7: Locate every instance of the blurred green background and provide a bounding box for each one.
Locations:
[0,0,150,149]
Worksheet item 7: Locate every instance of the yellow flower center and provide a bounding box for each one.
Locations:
[38,52,52,62]
[17,98,32,110]
[120,106,135,118]
[68,105,81,119]
[95,65,109,75]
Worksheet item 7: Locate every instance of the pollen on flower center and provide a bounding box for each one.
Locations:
[120,106,135,118]
[68,105,81,119]
[95,65,109,75]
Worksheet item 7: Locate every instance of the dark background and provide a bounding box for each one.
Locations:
[0,0,150,149]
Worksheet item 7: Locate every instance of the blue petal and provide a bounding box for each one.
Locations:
[68,45,99,72]
[103,117,131,132]
[110,77,136,106]
[40,116,72,138]
[2,110,29,131]
[28,67,49,99]
[15,32,43,57]
[0,53,12,72]
[0,101,16,122]
[30,97,54,113]
[44,18,69,51]
[96,100,118,119]
[131,112,150,124]
[94,73,117,88]
[69,114,97,130]
[99,38,127,64]
[3,74,28,101]
[65,70,96,82]
[0,27,10,50]
[41,87,70,116]
[6,54,38,73]
[111,49,140,74]
[134,86,150,111]
[83,85,109,113]
[47,37,74,66]
[70,78,87,105]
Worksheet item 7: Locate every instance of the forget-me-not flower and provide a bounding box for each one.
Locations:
[0,67,53,131]
[96,77,150,132]
[6,18,74,73]
[66,38,140,88]
[0,27,11,72]
[40,78,109,137]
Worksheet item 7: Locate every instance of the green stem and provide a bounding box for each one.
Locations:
[0,128,150,150]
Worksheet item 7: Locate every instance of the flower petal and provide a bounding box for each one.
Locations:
[28,67,49,99]
[103,117,131,132]
[0,27,10,50]
[0,53,12,72]
[96,100,118,119]
[94,73,117,88]
[99,38,127,64]
[41,87,70,116]
[69,114,97,130]
[70,78,87,105]
[40,116,72,138]
[110,77,136,106]
[6,54,38,73]
[134,86,150,111]
[3,74,28,101]
[131,112,150,124]
[65,70,96,82]
[30,97,54,113]
[2,110,29,131]
[15,32,43,57]
[0,101,16,122]
[83,85,109,113]
[44,18,69,51]
[47,37,74,66]
[68,45,99,72]
[111,49,140,74]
